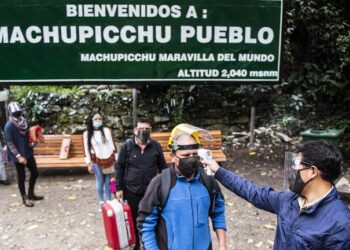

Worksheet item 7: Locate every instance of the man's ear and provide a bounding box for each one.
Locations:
[311,166,319,178]
[134,127,138,135]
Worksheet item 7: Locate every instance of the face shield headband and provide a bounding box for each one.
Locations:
[170,143,199,153]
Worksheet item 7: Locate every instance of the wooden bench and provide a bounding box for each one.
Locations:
[34,134,86,168]
[34,130,226,168]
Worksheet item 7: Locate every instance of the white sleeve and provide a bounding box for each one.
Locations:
[105,128,116,152]
[83,131,91,164]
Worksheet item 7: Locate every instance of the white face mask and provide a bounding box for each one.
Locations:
[93,120,102,129]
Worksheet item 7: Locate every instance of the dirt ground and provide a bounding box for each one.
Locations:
[1,147,347,250]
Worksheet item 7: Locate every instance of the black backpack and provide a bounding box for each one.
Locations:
[120,138,133,190]
[159,167,223,216]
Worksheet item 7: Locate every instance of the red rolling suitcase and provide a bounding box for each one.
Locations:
[102,200,136,249]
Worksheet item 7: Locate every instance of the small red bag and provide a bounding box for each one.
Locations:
[28,125,44,143]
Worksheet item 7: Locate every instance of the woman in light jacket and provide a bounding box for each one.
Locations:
[83,111,117,211]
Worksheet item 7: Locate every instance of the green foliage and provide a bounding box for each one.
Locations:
[147,84,198,124]
[271,94,306,136]
[10,85,81,101]
[9,85,82,124]
[281,116,303,136]
[236,1,350,135]
[94,89,132,104]
[337,34,350,71]
[283,0,350,104]
[290,94,304,112]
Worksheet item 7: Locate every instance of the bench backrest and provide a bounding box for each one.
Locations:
[34,134,84,157]
[34,130,226,166]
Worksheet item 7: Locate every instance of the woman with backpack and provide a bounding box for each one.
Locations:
[4,102,43,206]
[83,111,117,212]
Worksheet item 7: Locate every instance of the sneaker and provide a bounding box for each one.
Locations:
[22,195,34,207]
[0,180,10,185]
[27,194,44,201]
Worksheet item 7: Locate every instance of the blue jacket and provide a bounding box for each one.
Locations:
[137,167,226,250]
[215,167,350,250]
[4,121,33,162]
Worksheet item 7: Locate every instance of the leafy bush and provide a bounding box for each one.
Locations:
[9,85,82,125]
[10,85,81,101]
[283,0,350,105]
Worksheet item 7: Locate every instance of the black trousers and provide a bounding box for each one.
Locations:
[124,190,144,250]
[14,156,39,196]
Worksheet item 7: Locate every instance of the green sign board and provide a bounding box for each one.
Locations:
[0,0,283,83]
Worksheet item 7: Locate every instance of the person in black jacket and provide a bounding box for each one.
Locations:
[4,102,43,207]
[115,117,168,250]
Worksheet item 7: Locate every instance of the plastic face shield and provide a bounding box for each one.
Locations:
[283,152,298,191]
[168,123,213,152]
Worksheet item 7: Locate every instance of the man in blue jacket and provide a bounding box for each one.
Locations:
[4,102,43,207]
[204,140,350,249]
[137,124,227,250]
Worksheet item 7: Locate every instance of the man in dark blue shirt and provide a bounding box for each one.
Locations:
[4,102,43,207]
[204,140,350,249]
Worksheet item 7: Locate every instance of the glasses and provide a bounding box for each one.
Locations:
[292,157,314,170]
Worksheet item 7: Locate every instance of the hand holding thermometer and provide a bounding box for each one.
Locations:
[198,149,213,175]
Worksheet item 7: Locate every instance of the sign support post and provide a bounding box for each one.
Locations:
[249,85,257,147]
[132,88,137,127]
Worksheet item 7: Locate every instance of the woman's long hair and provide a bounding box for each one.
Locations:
[86,111,106,154]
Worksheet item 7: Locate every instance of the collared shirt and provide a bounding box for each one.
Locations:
[134,137,148,154]
[298,186,334,212]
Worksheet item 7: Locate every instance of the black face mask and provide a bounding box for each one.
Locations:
[176,155,200,178]
[12,111,22,118]
[137,130,150,144]
[288,167,313,195]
